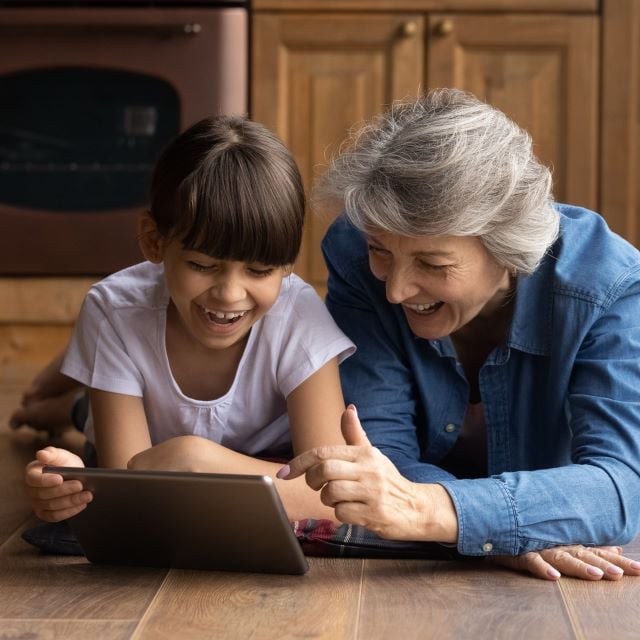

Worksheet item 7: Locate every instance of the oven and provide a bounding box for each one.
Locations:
[0,1,249,275]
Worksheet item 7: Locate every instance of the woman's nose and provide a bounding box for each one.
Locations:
[384,265,418,304]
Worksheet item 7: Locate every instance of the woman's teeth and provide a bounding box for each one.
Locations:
[405,301,443,314]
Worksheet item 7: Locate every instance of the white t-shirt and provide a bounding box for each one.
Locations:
[61,262,355,457]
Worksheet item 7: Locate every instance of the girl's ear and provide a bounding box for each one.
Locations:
[138,211,164,263]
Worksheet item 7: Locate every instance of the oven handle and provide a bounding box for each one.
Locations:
[0,22,202,36]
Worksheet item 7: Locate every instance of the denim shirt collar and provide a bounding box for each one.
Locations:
[507,251,555,356]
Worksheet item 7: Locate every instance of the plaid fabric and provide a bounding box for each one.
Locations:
[293,518,461,560]
[24,518,460,561]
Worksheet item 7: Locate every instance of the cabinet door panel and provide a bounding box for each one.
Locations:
[427,14,598,211]
[253,13,423,292]
[601,0,640,246]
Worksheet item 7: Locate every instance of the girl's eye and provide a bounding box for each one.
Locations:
[187,261,215,272]
[248,267,275,278]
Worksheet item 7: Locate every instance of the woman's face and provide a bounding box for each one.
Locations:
[366,231,512,340]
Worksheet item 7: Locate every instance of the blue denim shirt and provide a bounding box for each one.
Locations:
[322,204,640,556]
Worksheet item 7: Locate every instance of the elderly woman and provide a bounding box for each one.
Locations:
[279,89,640,580]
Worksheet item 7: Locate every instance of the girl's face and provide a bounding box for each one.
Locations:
[145,230,287,353]
[366,231,512,341]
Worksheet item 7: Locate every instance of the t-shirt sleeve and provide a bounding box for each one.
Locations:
[61,290,144,397]
[276,283,355,398]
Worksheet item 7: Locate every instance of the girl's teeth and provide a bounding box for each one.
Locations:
[202,307,247,322]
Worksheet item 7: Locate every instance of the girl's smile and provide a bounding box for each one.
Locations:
[139,219,288,353]
[195,302,255,336]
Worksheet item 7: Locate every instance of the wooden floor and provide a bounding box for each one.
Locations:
[1,387,640,639]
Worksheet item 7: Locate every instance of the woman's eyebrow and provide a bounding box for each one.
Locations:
[412,250,456,258]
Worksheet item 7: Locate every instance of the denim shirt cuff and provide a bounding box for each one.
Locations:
[438,478,518,556]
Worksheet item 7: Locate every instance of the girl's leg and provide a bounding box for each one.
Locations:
[9,350,84,434]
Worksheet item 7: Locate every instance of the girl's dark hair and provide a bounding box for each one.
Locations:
[149,116,305,266]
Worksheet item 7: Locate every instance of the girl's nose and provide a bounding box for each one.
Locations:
[211,273,246,303]
[384,265,419,304]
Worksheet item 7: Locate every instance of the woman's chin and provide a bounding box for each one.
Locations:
[404,307,453,341]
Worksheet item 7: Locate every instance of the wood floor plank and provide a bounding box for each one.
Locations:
[0,525,168,621]
[358,559,575,640]
[558,536,640,640]
[0,620,138,640]
[132,558,364,640]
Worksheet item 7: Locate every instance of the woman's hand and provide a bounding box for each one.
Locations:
[24,446,92,521]
[278,405,458,543]
[492,545,640,581]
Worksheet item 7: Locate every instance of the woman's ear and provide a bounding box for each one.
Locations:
[138,211,164,263]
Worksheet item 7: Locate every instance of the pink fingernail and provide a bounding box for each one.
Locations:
[276,464,290,479]
[606,565,624,575]
[547,568,561,579]
[630,561,640,570]
[587,566,604,577]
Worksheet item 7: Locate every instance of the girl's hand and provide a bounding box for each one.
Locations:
[492,545,640,581]
[278,406,458,543]
[127,436,220,472]
[24,446,91,522]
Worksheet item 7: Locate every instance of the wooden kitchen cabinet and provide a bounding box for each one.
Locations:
[426,13,598,210]
[253,12,424,293]
[252,1,610,291]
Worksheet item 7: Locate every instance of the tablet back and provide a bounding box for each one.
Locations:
[44,466,309,575]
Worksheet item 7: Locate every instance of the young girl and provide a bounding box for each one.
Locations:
[24,116,354,523]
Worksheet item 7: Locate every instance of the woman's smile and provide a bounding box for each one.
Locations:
[402,301,444,315]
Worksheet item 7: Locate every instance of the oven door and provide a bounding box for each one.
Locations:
[0,7,248,275]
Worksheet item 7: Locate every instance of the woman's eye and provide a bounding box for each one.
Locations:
[367,244,388,256]
[418,261,449,272]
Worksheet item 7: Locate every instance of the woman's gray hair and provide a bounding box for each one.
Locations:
[316,89,558,274]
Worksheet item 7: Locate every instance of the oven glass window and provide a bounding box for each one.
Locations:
[0,67,180,211]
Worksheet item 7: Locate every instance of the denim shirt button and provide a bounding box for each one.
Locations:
[482,542,493,553]
[445,423,457,433]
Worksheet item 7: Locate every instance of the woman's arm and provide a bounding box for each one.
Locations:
[323,218,640,554]
[281,407,640,580]
[128,360,346,522]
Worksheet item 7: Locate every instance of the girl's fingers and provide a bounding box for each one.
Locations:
[35,502,89,523]
[32,491,93,521]
[24,480,84,501]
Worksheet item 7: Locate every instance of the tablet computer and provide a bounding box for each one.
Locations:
[43,466,309,575]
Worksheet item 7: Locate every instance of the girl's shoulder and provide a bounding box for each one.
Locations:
[86,261,169,312]
[267,273,323,316]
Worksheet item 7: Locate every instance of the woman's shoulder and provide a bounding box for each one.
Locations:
[85,261,168,312]
[321,216,369,272]
[552,204,640,301]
